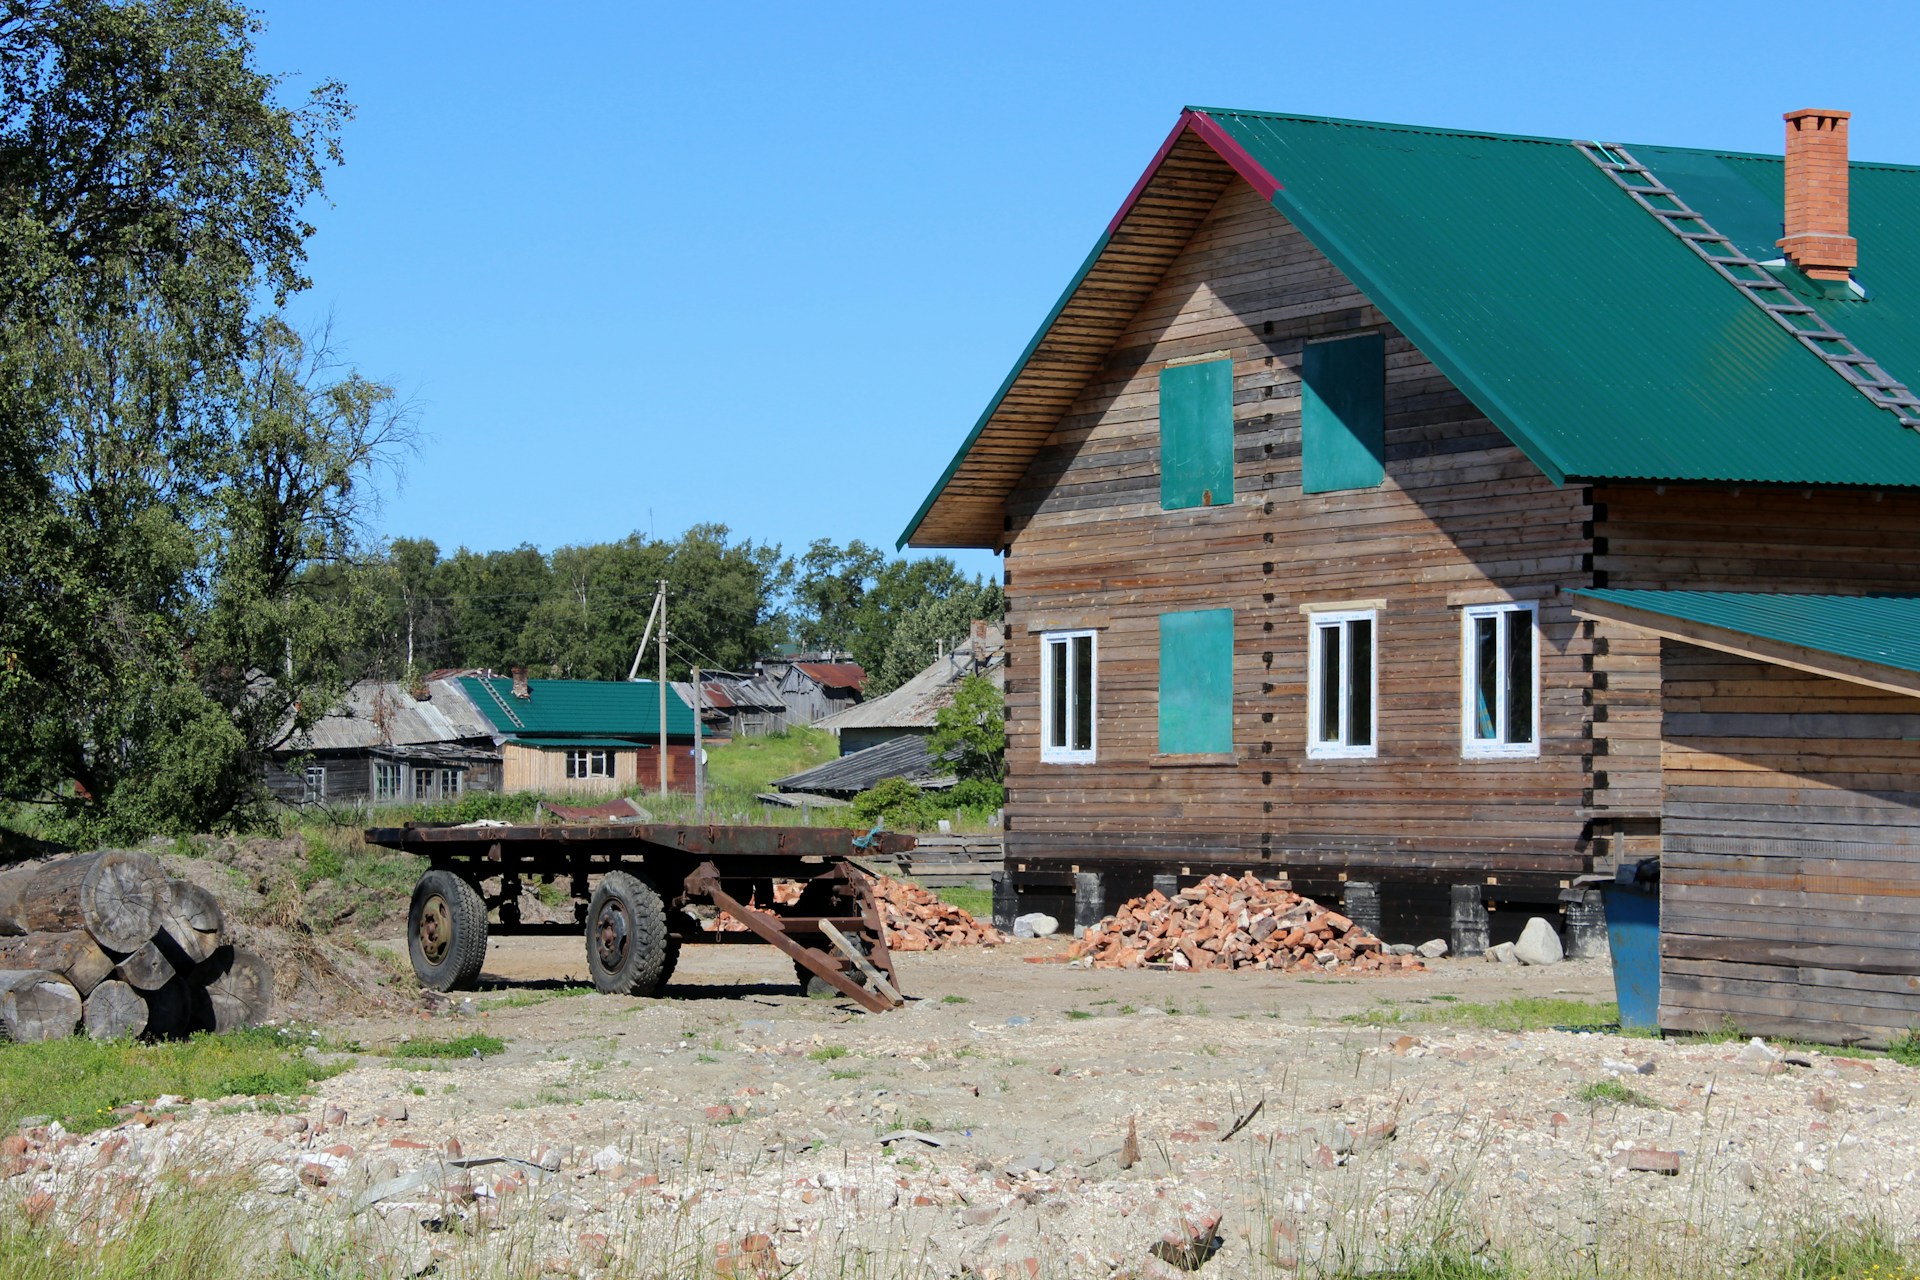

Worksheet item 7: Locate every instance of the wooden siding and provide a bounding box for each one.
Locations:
[501,744,694,794]
[1001,182,1597,890]
[1658,642,1920,1047]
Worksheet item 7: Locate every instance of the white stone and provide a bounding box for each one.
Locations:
[1013,912,1058,939]
[1485,941,1518,964]
[1514,917,1565,966]
[1416,939,1449,959]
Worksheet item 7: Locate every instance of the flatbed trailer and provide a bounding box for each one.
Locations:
[363,821,917,1013]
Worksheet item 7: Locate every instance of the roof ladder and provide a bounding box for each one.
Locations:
[1574,141,1920,430]
[475,677,525,730]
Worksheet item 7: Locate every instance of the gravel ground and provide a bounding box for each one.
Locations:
[8,938,1920,1278]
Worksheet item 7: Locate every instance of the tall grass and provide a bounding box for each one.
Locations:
[0,1030,344,1133]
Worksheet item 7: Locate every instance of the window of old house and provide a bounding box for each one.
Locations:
[1302,333,1385,493]
[1158,609,1234,755]
[1039,631,1097,763]
[1160,359,1234,510]
[1307,610,1377,757]
[1462,602,1538,756]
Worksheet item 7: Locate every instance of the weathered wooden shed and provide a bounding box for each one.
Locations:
[267,678,501,807]
[770,661,867,726]
[817,629,1004,755]
[898,105,1920,1042]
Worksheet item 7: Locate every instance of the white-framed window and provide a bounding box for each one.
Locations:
[566,749,614,779]
[439,768,461,797]
[1461,602,1539,757]
[373,761,402,801]
[1306,610,1376,758]
[414,767,436,800]
[302,766,326,803]
[1039,630,1097,764]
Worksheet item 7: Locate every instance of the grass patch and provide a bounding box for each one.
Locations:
[1065,1009,1093,1021]
[808,1044,850,1062]
[1577,1078,1662,1109]
[932,885,993,919]
[1418,997,1618,1033]
[382,1032,506,1060]
[1888,1029,1920,1068]
[481,985,594,1010]
[0,1030,344,1134]
[940,994,970,1005]
[1782,1222,1920,1280]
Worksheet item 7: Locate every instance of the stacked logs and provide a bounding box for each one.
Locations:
[870,877,1001,951]
[0,851,272,1042]
[1067,874,1424,974]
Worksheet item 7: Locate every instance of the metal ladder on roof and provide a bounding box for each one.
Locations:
[474,676,525,730]
[1574,140,1920,430]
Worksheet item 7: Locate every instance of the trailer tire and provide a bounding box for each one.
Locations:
[408,870,488,992]
[586,872,670,996]
[796,934,866,998]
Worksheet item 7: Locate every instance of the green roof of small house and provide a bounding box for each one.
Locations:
[458,677,697,739]
[902,109,1920,548]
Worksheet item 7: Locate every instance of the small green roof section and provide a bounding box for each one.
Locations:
[903,109,1920,548]
[459,677,696,739]
[1569,589,1920,684]
[505,736,656,750]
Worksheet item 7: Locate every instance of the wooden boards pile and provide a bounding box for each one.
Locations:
[1067,873,1424,974]
[870,876,1002,951]
[0,851,272,1042]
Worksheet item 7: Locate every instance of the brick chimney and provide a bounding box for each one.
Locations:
[510,666,530,700]
[1778,108,1857,281]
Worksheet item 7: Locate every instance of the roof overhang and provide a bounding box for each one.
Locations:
[1569,589,1920,699]
[899,110,1275,549]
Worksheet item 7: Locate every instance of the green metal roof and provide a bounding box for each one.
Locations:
[458,677,696,739]
[902,110,1920,547]
[505,736,656,750]
[1569,589,1920,677]
[1200,110,1920,487]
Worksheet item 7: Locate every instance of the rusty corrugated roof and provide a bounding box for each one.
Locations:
[793,662,867,691]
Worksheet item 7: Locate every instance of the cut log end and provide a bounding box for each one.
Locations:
[193,946,273,1030]
[0,969,82,1043]
[83,980,149,1041]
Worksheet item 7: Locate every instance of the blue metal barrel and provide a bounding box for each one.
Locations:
[1600,865,1660,1032]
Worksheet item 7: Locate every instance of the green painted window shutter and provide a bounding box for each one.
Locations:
[1159,609,1234,754]
[1160,359,1234,511]
[1302,333,1385,494]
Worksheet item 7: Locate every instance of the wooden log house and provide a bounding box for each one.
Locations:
[456,671,699,795]
[900,106,1920,1044]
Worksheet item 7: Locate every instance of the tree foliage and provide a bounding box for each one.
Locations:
[0,0,367,838]
[792,539,1001,692]
[928,675,1005,783]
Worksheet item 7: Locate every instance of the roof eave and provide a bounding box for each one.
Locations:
[1568,591,1920,699]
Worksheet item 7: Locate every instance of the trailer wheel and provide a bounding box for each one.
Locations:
[586,871,670,996]
[408,870,488,991]
[796,934,866,998]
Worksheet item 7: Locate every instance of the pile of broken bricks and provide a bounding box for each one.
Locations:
[712,877,1001,951]
[869,876,1002,951]
[1067,874,1423,974]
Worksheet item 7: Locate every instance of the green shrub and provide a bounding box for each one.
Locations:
[947,778,1005,812]
[1889,1028,1920,1067]
[850,777,941,828]
[383,1033,505,1060]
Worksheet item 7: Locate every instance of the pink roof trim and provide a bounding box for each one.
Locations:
[1106,109,1284,235]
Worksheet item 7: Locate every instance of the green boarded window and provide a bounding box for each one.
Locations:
[1160,359,1234,511]
[1158,609,1234,755]
[1302,333,1385,494]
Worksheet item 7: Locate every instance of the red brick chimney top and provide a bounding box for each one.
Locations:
[510,666,530,700]
[1778,108,1856,281]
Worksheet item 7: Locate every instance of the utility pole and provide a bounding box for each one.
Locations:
[657,579,669,796]
[692,664,705,819]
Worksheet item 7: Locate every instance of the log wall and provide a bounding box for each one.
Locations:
[1001,182,1599,892]
[1658,641,1920,1047]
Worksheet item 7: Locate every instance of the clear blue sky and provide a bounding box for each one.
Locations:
[256,1,1920,583]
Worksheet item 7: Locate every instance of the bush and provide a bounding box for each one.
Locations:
[947,778,1004,813]
[850,777,941,829]
[1890,1028,1920,1067]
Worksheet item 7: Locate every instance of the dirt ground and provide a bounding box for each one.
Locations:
[15,935,1920,1278]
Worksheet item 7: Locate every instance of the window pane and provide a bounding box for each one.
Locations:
[1318,624,1342,744]
[1505,610,1534,745]
[1347,619,1373,747]
[1071,636,1094,752]
[1048,640,1067,749]
[1473,616,1499,739]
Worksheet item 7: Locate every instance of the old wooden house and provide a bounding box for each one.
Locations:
[267,678,501,806]
[763,659,867,725]
[817,624,1005,755]
[901,106,1920,1045]
[458,670,699,794]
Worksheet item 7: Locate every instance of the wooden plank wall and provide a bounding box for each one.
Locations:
[501,745,694,794]
[1659,641,1920,1047]
[1001,182,1600,890]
